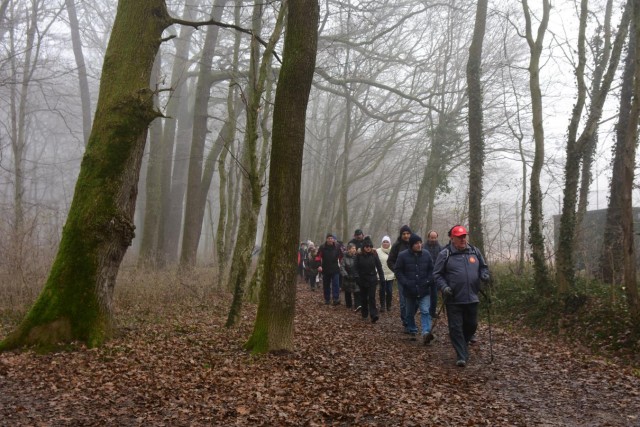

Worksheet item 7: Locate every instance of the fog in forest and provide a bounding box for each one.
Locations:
[0,0,635,276]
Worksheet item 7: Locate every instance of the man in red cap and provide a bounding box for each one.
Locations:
[433,225,490,367]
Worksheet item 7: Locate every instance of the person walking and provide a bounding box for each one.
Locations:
[304,242,320,290]
[425,230,443,318]
[349,229,366,252]
[433,225,490,367]
[341,243,361,310]
[394,233,435,344]
[376,235,395,312]
[316,233,344,305]
[387,225,412,332]
[355,237,385,323]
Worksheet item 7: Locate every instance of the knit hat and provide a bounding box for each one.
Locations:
[354,228,364,236]
[381,235,391,245]
[362,237,374,247]
[409,233,422,247]
[400,225,412,234]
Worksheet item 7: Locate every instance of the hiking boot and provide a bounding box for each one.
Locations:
[469,334,478,344]
[324,300,330,305]
[409,332,417,341]
[332,300,340,306]
[456,359,466,367]
[423,332,435,345]
[372,316,379,324]
[379,306,385,313]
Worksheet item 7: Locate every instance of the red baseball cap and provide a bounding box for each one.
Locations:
[451,225,468,237]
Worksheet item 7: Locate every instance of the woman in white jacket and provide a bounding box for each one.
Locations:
[376,235,396,312]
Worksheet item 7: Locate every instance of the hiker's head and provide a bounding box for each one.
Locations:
[400,225,412,241]
[409,234,423,252]
[354,229,364,240]
[381,235,391,249]
[347,242,357,255]
[325,233,335,245]
[450,225,468,250]
[362,237,374,252]
[427,230,439,244]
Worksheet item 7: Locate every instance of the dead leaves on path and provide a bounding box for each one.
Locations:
[1,285,639,426]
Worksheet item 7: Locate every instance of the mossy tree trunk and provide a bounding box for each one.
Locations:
[522,0,552,295]
[0,0,171,350]
[225,1,285,327]
[601,11,637,284]
[466,0,487,255]
[556,0,630,294]
[245,0,318,354]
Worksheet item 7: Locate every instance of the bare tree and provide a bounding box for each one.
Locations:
[467,0,488,255]
[522,0,552,294]
[245,0,318,353]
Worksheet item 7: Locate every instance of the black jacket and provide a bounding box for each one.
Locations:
[355,250,385,286]
[387,238,411,272]
[315,243,343,275]
[395,249,434,298]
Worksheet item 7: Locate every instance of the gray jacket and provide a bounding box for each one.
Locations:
[433,244,489,304]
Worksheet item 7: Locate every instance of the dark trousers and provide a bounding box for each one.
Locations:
[360,282,378,320]
[445,302,478,362]
[345,291,362,309]
[379,279,393,310]
[322,272,340,303]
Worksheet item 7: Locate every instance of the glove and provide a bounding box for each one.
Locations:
[480,272,491,284]
[443,287,453,297]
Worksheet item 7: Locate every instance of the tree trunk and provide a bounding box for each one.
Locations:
[226,0,285,327]
[65,0,92,145]
[621,2,640,320]
[245,0,318,354]
[466,0,488,255]
[557,0,630,294]
[522,0,551,295]
[0,0,170,350]
[601,12,637,284]
[180,0,230,267]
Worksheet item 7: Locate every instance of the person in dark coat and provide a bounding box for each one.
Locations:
[316,233,344,305]
[340,243,360,310]
[434,225,490,367]
[348,229,366,253]
[394,233,435,344]
[355,237,385,323]
[387,225,412,331]
[425,230,443,318]
[304,242,320,290]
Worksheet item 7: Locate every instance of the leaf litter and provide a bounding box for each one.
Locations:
[1,284,639,426]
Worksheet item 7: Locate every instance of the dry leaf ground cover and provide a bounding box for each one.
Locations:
[1,269,639,426]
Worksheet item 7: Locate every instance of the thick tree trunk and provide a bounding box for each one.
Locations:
[1,0,170,350]
[621,2,640,320]
[466,0,488,255]
[245,0,318,354]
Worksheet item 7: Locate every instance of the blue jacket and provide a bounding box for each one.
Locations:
[394,249,434,299]
[433,244,489,304]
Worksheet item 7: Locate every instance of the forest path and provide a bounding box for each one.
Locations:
[1,283,639,426]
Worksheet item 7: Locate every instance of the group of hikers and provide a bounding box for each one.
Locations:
[297,225,491,367]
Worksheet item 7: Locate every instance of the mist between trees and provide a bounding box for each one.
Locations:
[0,0,639,350]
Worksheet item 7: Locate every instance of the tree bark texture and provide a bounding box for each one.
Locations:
[621,0,640,320]
[557,0,631,294]
[523,0,552,295]
[466,0,488,255]
[601,14,637,284]
[245,0,319,354]
[226,0,285,327]
[1,0,170,350]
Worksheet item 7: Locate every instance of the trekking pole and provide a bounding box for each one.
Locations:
[480,289,494,364]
